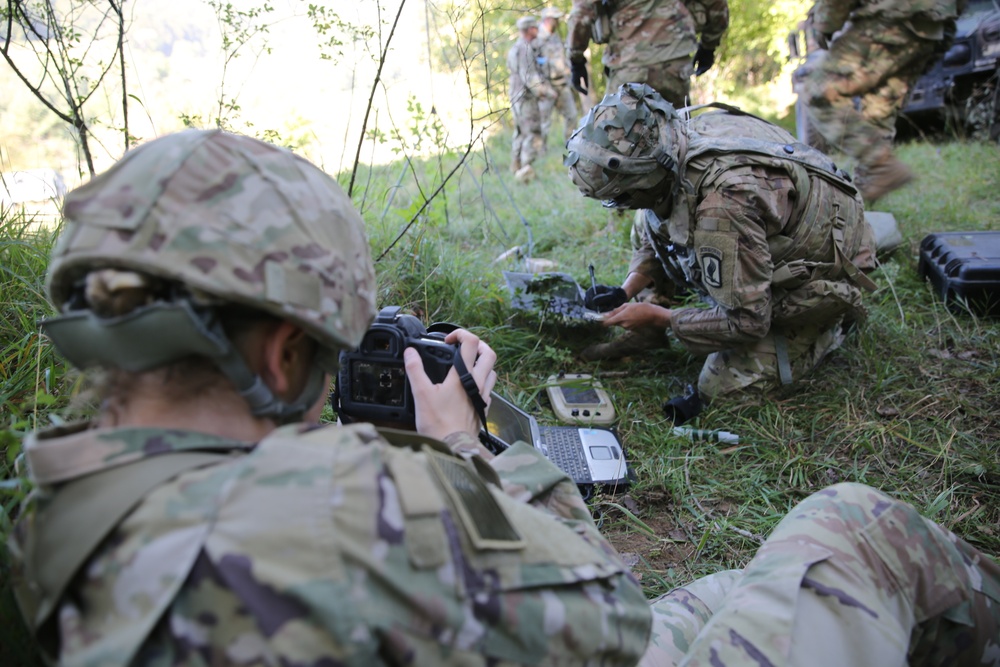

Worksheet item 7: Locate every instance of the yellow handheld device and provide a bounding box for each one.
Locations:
[545,374,616,425]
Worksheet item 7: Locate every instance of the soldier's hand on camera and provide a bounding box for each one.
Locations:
[405,329,497,441]
[693,45,715,76]
[570,56,589,94]
[585,284,628,312]
[603,302,671,330]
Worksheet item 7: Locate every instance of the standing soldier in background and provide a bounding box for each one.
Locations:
[565,0,729,107]
[802,0,965,204]
[537,7,581,147]
[507,15,556,184]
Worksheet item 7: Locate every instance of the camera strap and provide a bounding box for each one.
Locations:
[452,352,490,435]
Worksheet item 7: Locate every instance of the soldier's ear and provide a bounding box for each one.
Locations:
[255,321,315,399]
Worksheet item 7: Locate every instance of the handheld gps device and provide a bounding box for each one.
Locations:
[545,373,616,425]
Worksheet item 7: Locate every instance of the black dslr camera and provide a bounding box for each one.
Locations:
[334,306,458,427]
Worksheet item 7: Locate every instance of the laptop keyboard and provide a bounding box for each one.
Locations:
[538,427,593,483]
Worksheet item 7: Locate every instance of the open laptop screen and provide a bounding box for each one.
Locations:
[484,393,535,449]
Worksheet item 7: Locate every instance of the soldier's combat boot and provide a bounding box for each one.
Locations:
[856,151,914,204]
[580,328,667,361]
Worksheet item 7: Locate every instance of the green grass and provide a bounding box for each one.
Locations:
[2,130,999,660]
[1,210,63,667]
[352,133,1000,593]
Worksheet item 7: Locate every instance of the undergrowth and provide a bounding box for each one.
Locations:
[1,132,998,662]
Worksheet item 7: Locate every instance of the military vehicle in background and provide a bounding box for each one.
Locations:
[898,0,1000,140]
[789,0,1000,144]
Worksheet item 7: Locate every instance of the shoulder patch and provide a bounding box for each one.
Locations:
[700,247,724,289]
[694,229,739,309]
[426,451,525,552]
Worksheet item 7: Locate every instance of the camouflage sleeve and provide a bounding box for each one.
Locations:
[685,0,730,49]
[808,0,857,36]
[672,483,1000,665]
[491,441,596,524]
[567,0,597,59]
[670,165,794,353]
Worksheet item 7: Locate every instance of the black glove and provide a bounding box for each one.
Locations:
[585,285,628,312]
[692,45,715,76]
[662,384,703,426]
[570,58,589,95]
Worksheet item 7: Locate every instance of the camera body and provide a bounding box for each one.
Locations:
[335,306,457,427]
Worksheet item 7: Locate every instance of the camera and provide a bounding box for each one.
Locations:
[334,306,458,427]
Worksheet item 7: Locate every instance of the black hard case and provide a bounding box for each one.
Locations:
[918,232,1000,315]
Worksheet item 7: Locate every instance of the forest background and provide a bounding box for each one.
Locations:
[2,0,999,664]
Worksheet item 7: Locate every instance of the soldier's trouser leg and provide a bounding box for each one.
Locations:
[676,483,1000,666]
[513,98,545,166]
[555,83,580,140]
[511,109,525,171]
[802,19,941,167]
[608,57,693,109]
[639,570,743,666]
[538,95,556,149]
[697,321,846,401]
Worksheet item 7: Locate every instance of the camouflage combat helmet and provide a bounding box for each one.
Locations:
[541,7,563,20]
[516,16,538,31]
[565,83,680,209]
[44,129,377,421]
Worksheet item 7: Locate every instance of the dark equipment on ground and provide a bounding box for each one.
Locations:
[918,231,1000,316]
[662,384,703,426]
[898,0,1000,140]
[788,0,1000,142]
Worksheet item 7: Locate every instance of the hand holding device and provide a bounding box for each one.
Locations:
[585,285,628,312]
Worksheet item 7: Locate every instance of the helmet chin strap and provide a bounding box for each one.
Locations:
[41,298,329,425]
[211,337,329,425]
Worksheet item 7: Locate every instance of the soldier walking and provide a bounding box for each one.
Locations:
[801,0,965,203]
[565,0,729,107]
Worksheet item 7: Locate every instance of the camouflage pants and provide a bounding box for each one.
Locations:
[697,320,846,401]
[640,482,1000,666]
[607,56,694,109]
[539,80,580,144]
[802,18,943,167]
[511,96,545,168]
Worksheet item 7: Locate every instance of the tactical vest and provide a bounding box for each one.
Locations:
[647,104,876,295]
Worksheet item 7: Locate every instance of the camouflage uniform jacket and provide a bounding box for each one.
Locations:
[538,28,573,83]
[567,0,729,68]
[811,0,964,39]
[629,106,876,353]
[508,37,553,104]
[10,421,651,666]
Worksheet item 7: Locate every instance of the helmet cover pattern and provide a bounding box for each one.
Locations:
[565,83,679,208]
[48,129,377,353]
